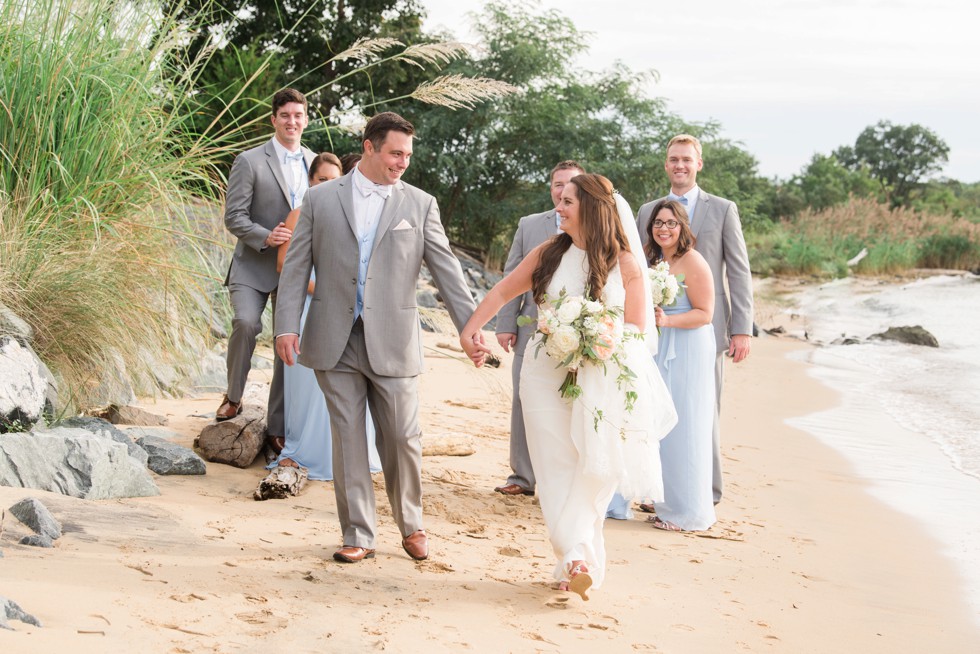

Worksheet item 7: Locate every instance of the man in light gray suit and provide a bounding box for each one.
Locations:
[219,88,315,457]
[637,134,753,505]
[275,112,481,563]
[493,160,585,497]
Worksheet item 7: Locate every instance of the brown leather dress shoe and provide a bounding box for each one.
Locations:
[401,530,428,561]
[494,483,534,496]
[333,546,376,563]
[215,396,242,421]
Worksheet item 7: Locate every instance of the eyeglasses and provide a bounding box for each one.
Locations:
[653,219,680,229]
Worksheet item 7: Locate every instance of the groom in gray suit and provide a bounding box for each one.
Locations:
[637,134,753,505]
[493,160,585,497]
[218,88,315,456]
[275,112,480,563]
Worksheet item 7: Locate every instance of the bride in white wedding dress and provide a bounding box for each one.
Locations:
[460,174,676,600]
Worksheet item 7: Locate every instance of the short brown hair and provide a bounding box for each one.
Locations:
[644,199,696,263]
[272,88,307,115]
[550,159,586,182]
[339,153,361,175]
[363,112,415,151]
[666,134,702,159]
[309,152,342,181]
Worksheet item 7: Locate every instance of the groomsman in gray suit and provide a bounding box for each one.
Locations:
[218,88,315,457]
[493,160,586,497]
[275,112,481,563]
[637,134,753,505]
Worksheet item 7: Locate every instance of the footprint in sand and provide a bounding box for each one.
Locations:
[498,546,522,557]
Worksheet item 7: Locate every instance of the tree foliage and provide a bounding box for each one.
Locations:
[834,120,950,207]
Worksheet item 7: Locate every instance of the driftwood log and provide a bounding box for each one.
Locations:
[253,465,309,501]
[195,407,265,468]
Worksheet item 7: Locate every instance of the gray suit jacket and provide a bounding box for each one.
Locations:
[275,173,476,377]
[224,138,316,292]
[637,189,753,352]
[495,209,558,355]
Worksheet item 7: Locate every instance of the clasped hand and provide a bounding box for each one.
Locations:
[460,332,491,367]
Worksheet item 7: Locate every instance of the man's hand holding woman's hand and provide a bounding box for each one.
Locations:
[460,331,491,367]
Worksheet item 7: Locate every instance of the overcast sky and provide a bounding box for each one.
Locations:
[421,0,980,183]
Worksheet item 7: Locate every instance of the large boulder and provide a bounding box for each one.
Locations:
[195,406,266,468]
[0,335,56,433]
[0,301,33,343]
[136,435,206,475]
[60,416,149,467]
[91,404,168,427]
[0,428,159,498]
[870,325,939,348]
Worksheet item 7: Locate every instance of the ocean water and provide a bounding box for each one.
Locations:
[779,273,980,622]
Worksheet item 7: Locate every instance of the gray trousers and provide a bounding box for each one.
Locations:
[712,351,725,504]
[316,319,423,548]
[226,283,284,436]
[505,352,535,490]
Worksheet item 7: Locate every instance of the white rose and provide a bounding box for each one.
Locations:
[550,325,580,355]
[583,300,603,315]
[556,297,584,324]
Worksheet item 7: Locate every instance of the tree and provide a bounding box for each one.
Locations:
[835,120,949,207]
[395,1,726,261]
[793,153,878,212]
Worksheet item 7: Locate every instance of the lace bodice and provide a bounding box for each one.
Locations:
[541,246,625,311]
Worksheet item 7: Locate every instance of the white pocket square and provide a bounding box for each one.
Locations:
[392,219,413,231]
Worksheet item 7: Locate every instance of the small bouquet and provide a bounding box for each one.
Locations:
[519,288,635,403]
[647,262,685,333]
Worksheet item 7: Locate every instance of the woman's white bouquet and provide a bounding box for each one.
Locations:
[647,261,684,307]
[519,288,637,405]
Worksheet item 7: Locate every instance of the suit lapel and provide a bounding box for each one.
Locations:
[263,139,291,205]
[372,182,406,248]
[691,190,709,238]
[337,174,358,238]
[537,210,558,242]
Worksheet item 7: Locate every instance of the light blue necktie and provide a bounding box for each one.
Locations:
[284,152,307,208]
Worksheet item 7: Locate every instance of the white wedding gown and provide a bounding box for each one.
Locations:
[520,245,677,588]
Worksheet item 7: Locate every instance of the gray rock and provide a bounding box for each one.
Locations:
[870,325,939,348]
[19,534,53,548]
[417,290,440,309]
[87,349,137,407]
[123,426,184,443]
[136,435,206,475]
[9,497,62,540]
[195,406,265,468]
[185,347,227,393]
[60,416,149,466]
[0,595,42,630]
[0,302,33,344]
[0,336,51,433]
[92,404,168,426]
[0,428,159,498]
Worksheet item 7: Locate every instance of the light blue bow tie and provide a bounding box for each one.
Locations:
[284,151,304,163]
[667,194,688,205]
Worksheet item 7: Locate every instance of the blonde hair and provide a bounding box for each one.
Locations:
[667,134,702,159]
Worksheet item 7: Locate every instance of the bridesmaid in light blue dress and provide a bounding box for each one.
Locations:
[270,153,381,480]
[646,199,717,532]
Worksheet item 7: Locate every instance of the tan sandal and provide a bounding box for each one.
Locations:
[566,562,592,601]
[649,516,683,532]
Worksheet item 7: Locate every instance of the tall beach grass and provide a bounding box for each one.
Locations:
[0,0,225,410]
[748,198,980,277]
[1,0,516,412]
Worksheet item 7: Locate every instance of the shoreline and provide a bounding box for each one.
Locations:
[1,329,979,650]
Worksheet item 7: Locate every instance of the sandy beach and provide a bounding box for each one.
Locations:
[3,309,979,652]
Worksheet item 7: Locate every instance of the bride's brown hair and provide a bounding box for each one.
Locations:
[532,174,631,305]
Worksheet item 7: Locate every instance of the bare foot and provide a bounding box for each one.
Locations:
[278,457,299,468]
